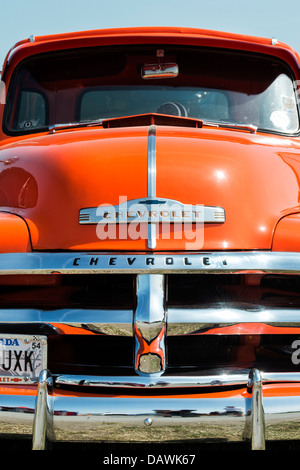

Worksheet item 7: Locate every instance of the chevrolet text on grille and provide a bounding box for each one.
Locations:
[72,254,214,267]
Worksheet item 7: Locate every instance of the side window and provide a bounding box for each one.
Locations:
[16,91,46,130]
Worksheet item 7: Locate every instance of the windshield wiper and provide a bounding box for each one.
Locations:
[204,121,257,134]
[48,119,103,133]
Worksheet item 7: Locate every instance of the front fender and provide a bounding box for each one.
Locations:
[272,213,300,251]
[0,212,31,252]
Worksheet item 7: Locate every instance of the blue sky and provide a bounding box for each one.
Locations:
[1,0,300,68]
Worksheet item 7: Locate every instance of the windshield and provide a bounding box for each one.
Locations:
[4,45,299,135]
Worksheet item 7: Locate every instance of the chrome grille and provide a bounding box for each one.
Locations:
[0,265,300,376]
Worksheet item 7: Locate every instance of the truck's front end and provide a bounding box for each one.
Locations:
[1,28,300,449]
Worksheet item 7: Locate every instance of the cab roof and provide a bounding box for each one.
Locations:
[1,26,300,80]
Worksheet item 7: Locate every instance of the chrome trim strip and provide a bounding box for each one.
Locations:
[0,308,132,329]
[1,308,300,333]
[147,125,157,249]
[2,251,300,274]
[147,125,157,200]
[54,372,300,389]
[134,274,166,374]
[167,307,300,325]
[2,304,300,328]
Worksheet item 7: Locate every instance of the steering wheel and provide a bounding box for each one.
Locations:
[157,102,188,117]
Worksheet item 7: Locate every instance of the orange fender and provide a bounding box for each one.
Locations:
[0,212,31,252]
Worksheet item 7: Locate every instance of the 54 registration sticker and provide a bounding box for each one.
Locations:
[0,335,47,384]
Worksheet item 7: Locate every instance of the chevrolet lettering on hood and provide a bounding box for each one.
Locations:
[79,198,225,249]
[2,27,300,450]
[79,198,226,223]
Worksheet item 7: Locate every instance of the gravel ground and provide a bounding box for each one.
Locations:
[3,435,300,452]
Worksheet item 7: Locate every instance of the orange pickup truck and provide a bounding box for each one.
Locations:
[1,26,300,449]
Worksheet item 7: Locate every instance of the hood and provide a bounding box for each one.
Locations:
[1,121,300,251]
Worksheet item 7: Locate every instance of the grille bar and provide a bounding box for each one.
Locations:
[0,307,300,330]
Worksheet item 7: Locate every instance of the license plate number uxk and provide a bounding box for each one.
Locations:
[0,335,47,384]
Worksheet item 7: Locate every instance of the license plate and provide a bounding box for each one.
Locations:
[0,335,47,384]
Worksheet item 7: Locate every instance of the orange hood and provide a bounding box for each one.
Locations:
[0,123,300,251]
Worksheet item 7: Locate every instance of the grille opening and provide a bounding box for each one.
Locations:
[0,274,134,309]
[167,334,299,374]
[48,335,134,375]
[167,274,300,308]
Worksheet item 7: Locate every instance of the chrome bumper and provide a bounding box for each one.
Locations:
[0,369,300,449]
